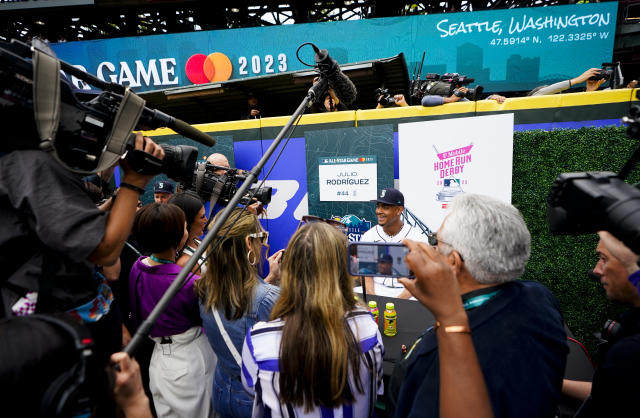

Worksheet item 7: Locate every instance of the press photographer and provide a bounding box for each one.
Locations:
[529,64,638,96]
[0,37,213,342]
[547,90,640,417]
[374,87,409,109]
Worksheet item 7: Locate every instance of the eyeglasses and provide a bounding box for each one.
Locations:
[427,232,464,262]
[297,215,348,234]
[248,231,269,245]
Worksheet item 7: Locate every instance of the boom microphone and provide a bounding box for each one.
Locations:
[311,44,357,105]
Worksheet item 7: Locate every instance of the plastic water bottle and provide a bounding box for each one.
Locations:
[384,302,397,337]
[368,300,379,324]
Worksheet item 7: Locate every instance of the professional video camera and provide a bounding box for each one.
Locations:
[186,162,272,207]
[0,38,213,179]
[547,90,640,252]
[424,73,484,101]
[589,62,624,89]
[374,87,396,107]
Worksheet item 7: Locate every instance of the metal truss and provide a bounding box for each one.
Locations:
[0,0,577,43]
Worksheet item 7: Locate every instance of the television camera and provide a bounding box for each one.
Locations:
[547,90,640,252]
[424,73,484,101]
[186,162,272,207]
[0,38,213,180]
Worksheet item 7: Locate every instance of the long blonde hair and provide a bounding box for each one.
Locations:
[194,208,263,320]
[271,222,362,411]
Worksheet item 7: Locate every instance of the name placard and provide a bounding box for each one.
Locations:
[318,156,377,202]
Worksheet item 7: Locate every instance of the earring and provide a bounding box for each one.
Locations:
[247,249,257,266]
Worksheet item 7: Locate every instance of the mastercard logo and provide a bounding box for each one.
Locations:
[185,52,232,84]
[358,157,366,162]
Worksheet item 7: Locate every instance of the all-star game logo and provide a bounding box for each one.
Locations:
[331,214,372,242]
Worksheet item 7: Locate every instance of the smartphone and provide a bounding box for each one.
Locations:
[347,242,413,278]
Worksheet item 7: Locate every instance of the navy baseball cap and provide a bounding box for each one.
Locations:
[371,188,404,206]
[154,180,175,194]
[378,253,393,263]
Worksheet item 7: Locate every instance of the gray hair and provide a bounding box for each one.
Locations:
[439,194,531,284]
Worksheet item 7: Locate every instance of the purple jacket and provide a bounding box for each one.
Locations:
[129,257,201,338]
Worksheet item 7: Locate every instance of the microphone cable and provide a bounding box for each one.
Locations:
[193,42,338,269]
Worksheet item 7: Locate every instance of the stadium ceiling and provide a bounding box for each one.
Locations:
[0,0,578,43]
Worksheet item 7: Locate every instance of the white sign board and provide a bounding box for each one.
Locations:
[318,156,378,201]
[398,113,514,231]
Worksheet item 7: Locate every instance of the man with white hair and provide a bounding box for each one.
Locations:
[388,193,568,418]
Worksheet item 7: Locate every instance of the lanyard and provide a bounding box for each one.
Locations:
[149,255,174,264]
[404,289,501,361]
[463,290,501,311]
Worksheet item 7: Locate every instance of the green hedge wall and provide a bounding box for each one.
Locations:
[513,126,635,357]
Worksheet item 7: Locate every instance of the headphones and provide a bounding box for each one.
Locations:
[31,314,95,418]
[601,318,624,342]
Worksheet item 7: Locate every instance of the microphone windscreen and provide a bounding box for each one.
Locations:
[329,69,357,105]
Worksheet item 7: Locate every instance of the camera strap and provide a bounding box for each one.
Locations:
[32,48,61,149]
[197,167,225,220]
[195,163,206,195]
[96,89,145,172]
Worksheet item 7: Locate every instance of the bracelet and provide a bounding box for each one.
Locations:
[434,321,471,334]
[119,182,146,195]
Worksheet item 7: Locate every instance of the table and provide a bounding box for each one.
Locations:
[356,293,434,376]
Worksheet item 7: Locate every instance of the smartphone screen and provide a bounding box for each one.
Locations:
[347,242,412,278]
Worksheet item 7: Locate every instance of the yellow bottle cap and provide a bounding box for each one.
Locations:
[368,300,377,308]
[386,302,395,310]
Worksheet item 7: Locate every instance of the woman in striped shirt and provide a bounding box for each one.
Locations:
[242,222,384,417]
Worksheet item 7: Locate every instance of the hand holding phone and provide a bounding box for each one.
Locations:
[347,242,413,278]
[400,239,464,320]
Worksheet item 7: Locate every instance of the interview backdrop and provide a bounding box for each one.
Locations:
[51,2,616,93]
[306,125,395,241]
[398,113,514,230]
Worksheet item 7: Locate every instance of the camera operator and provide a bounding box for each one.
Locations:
[205,153,265,217]
[561,231,640,417]
[422,87,507,106]
[528,67,620,96]
[0,131,163,326]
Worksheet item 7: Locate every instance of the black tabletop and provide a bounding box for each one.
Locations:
[356,293,435,376]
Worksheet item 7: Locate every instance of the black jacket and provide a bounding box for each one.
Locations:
[577,307,640,418]
[388,280,569,418]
